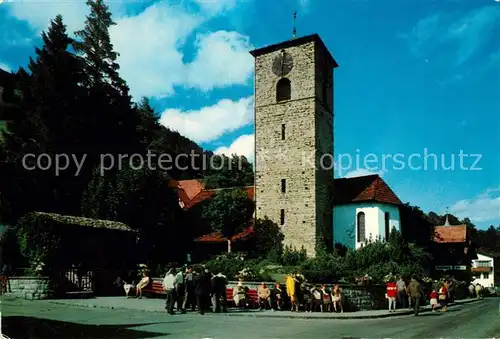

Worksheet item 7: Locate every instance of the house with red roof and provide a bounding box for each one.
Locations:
[430,215,478,274]
[169,179,255,247]
[332,174,403,250]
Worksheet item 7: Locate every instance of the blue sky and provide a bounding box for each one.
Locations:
[0,0,499,228]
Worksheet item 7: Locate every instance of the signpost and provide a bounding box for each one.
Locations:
[435,265,468,271]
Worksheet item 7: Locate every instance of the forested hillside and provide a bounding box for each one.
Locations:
[0,1,253,265]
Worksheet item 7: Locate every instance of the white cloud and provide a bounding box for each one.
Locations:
[450,186,500,223]
[5,1,88,35]
[0,62,11,72]
[298,0,310,11]
[342,168,385,178]
[215,134,254,161]
[5,1,254,99]
[159,96,253,143]
[111,2,201,98]
[401,6,500,66]
[194,0,237,15]
[186,31,254,91]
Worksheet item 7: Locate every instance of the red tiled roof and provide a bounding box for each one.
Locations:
[182,185,254,210]
[194,222,255,243]
[184,190,216,209]
[433,225,467,243]
[333,174,402,205]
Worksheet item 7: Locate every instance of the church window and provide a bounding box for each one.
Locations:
[281,124,286,140]
[384,212,390,240]
[280,209,285,225]
[276,78,291,102]
[281,179,286,193]
[357,212,365,242]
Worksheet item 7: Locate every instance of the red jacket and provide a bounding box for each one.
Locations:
[430,291,438,299]
[386,282,397,298]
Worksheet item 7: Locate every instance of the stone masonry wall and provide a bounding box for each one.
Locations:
[6,276,53,300]
[254,38,335,257]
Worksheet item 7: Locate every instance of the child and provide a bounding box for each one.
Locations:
[386,280,397,312]
[429,289,438,312]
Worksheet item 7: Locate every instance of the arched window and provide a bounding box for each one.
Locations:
[357,212,365,242]
[385,212,390,240]
[276,78,291,102]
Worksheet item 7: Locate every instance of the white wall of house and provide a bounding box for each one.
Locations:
[472,253,495,287]
[333,202,401,250]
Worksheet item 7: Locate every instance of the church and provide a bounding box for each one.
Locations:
[173,33,404,256]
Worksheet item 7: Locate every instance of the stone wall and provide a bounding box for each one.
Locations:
[339,284,386,311]
[227,281,385,311]
[253,36,335,257]
[5,276,53,300]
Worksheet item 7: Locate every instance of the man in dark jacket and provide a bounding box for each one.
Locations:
[407,277,423,316]
[211,272,228,313]
[194,267,212,315]
[183,266,196,311]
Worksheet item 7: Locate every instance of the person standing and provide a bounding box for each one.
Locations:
[407,277,422,316]
[211,272,228,313]
[429,289,438,312]
[386,279,397,312]
[183,267,196,312]
[396,276,407,308]
[163,268,177,315]
[439,282,449,311]
[194,267,211,315]
[175,267,185,313]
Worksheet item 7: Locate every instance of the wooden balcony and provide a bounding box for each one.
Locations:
[471,267,491,273]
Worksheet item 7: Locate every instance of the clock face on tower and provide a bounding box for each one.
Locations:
[272,50,293,77]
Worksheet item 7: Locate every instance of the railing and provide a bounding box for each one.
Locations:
[65,268,95,291]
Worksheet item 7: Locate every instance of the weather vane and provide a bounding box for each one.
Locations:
[292,10,297,39]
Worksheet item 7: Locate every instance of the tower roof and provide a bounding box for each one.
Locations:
[249,33,338,68]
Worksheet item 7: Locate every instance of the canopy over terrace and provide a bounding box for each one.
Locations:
[18,212,138,294]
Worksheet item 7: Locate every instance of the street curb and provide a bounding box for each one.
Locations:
[46,298,482,320]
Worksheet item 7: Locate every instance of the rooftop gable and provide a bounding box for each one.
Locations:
[333,174,402,206]
[433,225,467,243]
[32,212,135,232]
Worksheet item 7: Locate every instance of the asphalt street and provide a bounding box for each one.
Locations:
[1,297,498,338]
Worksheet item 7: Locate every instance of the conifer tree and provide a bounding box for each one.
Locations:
[74,0,128,96]
[0,15,86,223]
[73,0,141,156]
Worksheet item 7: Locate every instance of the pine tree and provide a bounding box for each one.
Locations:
[74,0,128,96]
[0,15,87,223]
[73,0,142,157]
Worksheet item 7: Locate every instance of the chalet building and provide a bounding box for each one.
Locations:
[472,253,495,287]
[431,215,478,275]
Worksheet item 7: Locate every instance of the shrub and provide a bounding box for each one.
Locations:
[282,245,307,266]
[203,253,246,280]
[16,212,64,274]
[300,253,345,283]
[253,217,284,261]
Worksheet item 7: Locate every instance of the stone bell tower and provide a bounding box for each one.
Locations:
[250,34,338,257]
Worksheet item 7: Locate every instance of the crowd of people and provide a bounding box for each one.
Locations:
[386,276,485,316]
[118,267,487,316]
[158,268,348,315]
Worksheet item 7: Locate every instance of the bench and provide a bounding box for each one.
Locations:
[225,288,259,308]
[247,289,258,308]
[226,288,234,305]
[143,279,165,297]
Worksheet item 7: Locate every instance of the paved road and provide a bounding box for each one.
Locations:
[1,297,499,338]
